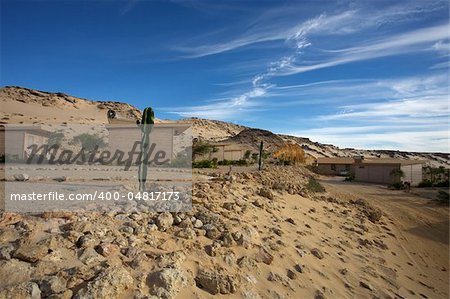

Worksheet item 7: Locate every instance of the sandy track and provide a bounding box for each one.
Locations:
[320,177,449,298]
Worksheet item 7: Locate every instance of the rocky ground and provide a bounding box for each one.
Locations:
[1,165,448,299]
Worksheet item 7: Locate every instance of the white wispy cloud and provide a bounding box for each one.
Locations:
[292,129,449,152]
[282,23,449,76]
[165,1,448,152]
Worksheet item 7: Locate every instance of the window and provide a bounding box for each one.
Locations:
[331,164,336,170]
[345,164,350,170]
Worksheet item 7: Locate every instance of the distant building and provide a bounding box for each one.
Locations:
[204,142,249,161]
[354,158,424,186]
[0,126,50,160]
[315,156,425,186]
[105,123,191,161]
[316,157,355,176]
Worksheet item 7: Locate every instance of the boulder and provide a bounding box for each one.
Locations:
[74,266,133,299]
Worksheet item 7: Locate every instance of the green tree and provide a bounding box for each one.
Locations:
[72,133,106,151]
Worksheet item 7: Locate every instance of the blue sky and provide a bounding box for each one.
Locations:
[1,0,449,152]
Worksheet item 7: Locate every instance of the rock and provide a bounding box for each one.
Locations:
[204,224,221,240]
[47,289,73,299]
[366,207,383,223]
[0,259,34,286]
[14,239,49,263]
[311,248,324,259]
[205,241,221,257]
[13,173,29,181]
[256,246,273,265]
[222,251,236,266]
[294,264,303,273]
[258,188,274,200]
[0,244,14,260]
[221,231,235,247]
[287,269,297,280]
[156,251,186,268]
[314,289,326,299]
[223,202,234,210]
[195,268,239,295]
[79,247,106,265]
[53,176,67,182]
[147,268,191,299]
[96,243,120,257]
[39,276,67,297]
[239,225,261,249]
[237,256,258,270]
[156,212,174,231]
[193,219,203,229]
[76,234,98,248]
[176,228,196,239]
[74,266,133,299]
[286,217,295,225]
[252,199,265,208]
[0,282,41,299]
[267,272,283,282]
[359,281,374,291]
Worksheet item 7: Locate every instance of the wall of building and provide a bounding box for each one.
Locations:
[355,164,400,184]
[2,131,25,159]
[317,164,353,175]
[107,127,174,162]
[401,164,423,186]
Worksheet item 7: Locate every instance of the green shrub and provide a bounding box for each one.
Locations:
[344,174,355,181]
[389,182,405,190]
[72,133,106,151]
[192,160,215,168]
[306,165,318,173]
[244,150,251,159]
[434,181,449,187]
[418,180,433,188]
[217,159,248,166]
[48,131,65,146]
[169,152,191,168]
[305,177,325,193]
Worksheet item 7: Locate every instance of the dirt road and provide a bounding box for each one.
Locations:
[320,177,449,298]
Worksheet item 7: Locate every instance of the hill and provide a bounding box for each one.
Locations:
[0,86,448,167]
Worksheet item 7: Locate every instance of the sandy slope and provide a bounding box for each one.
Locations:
[321,177,449,297]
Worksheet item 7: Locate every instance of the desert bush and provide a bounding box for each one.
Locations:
[388,182,405,190]
[366,207,383,223]
[244,150,251,159]
[192,141,217,159]
[169,152,191,168]
[434,181,449,187]
[418,180,433,188]
[47,131,65,146]
[273,143,306,165]
[192,160,216,168]
[305,177,325,193]
[72,133,106,151]
[306,164,318,173]
[217,159,248,166]
[344,174,355,181]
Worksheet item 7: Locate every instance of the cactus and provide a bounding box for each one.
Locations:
[258,141,263,171]
[138,107,155,192]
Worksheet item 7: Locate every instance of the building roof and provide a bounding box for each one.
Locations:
[316,157,425,166]
[0,125,51,136]
[316,157,354,164]
[359,158,425,166]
